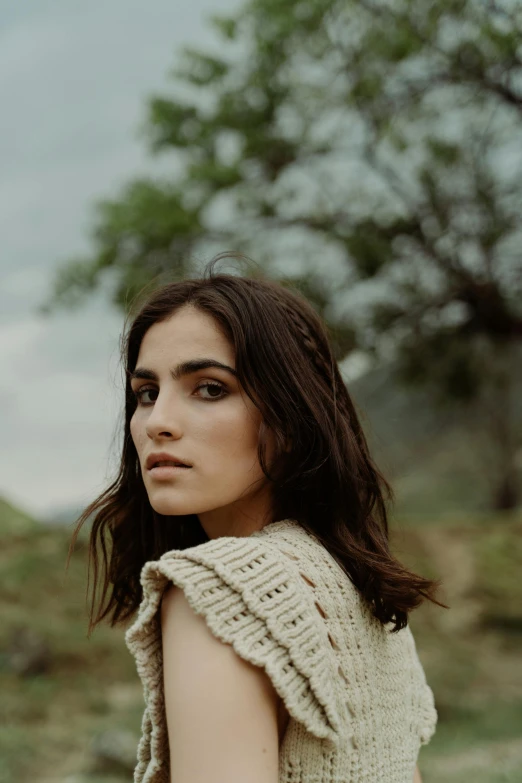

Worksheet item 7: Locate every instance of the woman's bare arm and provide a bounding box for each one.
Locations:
[413,764,423,783]
[161,585,280,783]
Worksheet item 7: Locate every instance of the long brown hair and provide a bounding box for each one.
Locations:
[70,253,444,635]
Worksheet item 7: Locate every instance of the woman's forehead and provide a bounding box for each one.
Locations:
[137,307,234,364]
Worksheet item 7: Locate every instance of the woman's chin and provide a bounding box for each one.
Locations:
[150,498,193,517]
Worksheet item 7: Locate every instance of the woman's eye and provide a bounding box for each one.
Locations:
[195,381,227,400]
[133,387,157,405]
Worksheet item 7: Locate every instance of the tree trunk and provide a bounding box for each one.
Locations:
[492,471,519,511]
[468,340,521,512]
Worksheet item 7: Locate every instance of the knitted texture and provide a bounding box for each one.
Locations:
[125,518,437,782]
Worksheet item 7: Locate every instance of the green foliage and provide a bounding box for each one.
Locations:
[173,48,230,87]
[146,99,201,150]
[343,220,395,277]
[209,13,238,41]
[41,179,207,313]
[426,139,461,167]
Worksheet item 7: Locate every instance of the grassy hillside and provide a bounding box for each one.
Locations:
[0,497,40,536]
[394,510,522,782]
[1,498,521,782]
[0,508,143,783]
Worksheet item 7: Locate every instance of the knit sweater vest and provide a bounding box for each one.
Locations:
[125,518,437,782]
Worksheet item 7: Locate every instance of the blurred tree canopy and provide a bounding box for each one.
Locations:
[42,0,522,507]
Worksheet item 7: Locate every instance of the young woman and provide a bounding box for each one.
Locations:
[72,255,442,783]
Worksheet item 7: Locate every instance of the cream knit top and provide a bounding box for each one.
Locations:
[125,518,437,782]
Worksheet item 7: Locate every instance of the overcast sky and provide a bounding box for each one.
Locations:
[0,0,241,520]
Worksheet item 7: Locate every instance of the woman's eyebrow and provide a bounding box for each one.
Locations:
[129,358,238,382]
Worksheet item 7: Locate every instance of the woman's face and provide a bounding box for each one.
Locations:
[129,305,275,538]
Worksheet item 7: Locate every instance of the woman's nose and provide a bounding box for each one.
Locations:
[145,393,183,439]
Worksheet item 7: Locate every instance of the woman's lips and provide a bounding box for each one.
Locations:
[148,465,192,479]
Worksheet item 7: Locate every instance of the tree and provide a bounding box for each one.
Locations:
[42,0,522,508]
